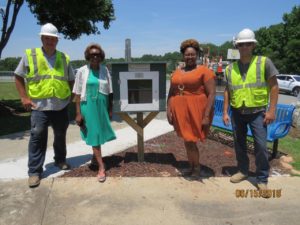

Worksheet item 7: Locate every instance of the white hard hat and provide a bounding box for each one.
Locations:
[39,23,59,38]
[235,28,257,44]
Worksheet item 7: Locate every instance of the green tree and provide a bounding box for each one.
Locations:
[255,24,286,71]
[0,0,24,59]
[202,43,218,58]
[162,52,181,73]
[282,5,300,74]
[0,0,115,58]
[70,60,86,70]
[255,5,300,74]
[0,57,21,71]
[219,41,233,60]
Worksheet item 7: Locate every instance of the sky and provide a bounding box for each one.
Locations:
[1,0,299,60]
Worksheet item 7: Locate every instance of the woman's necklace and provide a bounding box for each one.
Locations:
[90,69,100,100]
[178,84,184,96]
[177,65,197,96]
[178,68,188,96]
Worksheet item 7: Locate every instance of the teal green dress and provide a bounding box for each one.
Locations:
[80,69,116,146]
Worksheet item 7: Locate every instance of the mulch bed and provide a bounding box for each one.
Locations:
[61,129,288,178]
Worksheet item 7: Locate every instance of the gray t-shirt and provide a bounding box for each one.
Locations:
[14,48,75,111]
[226,57,279,114]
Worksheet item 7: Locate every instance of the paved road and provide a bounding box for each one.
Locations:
[215,85,298,105]
[278,92,298,104]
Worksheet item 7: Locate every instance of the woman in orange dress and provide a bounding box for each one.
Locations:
[167,39,216,177]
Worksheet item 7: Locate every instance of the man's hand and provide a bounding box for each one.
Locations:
[21,97,36,111]
[223,112,231,126]
[264,111,276,125]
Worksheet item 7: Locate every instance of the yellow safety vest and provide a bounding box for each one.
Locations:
[226,56,269,108]
[25,48,71,99]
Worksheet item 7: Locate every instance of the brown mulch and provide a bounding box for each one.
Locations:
[61,129,289,178]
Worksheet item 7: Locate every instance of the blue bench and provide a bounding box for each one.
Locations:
[212,95,296,158]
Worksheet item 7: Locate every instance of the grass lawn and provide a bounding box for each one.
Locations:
[0,82,30,135]
[0,82,76,136]
[0,82,19,100]
[212,126,300,171]
[277,134,300,170]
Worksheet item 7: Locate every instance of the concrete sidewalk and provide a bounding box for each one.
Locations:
[0,115,173,180]
[1,177,299,225]
[1,113,300,225]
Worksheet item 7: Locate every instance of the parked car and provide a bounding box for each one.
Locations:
[276,74,300,96]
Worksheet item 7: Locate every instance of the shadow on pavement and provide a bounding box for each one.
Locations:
[43,153,92,178]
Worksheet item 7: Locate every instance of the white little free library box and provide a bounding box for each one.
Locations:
[111,62,167,112]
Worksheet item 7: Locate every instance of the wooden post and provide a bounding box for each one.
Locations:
[117,111,159,162]
[137,112,144,162]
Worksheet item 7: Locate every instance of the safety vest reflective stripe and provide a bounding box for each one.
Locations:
[32,48,38,75]
[62,52,68,80]
[246,82,267,88]
[26,75,68,82]
[256,56,262,83]
[227,82,267,90]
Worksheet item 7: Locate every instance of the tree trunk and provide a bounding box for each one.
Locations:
[0,0,24,59]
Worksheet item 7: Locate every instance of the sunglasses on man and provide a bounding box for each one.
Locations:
[237,42,253,47]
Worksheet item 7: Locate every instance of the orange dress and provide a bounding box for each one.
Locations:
[169,66,215,142]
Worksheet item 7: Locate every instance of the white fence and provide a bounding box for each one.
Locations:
[0,71,14,82]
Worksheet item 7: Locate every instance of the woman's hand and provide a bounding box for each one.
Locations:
[201,116,210,134]
[109,110,113,121]
[75,113,84,127]
[202,116,210,126]
[167,107,173,125]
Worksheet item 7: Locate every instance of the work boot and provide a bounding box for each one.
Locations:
[257,183,271,198]
[54,161,70,170]
[28,176,40,188]
[230,172,248,183]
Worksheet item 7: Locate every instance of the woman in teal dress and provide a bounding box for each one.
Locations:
[73,43,116,182]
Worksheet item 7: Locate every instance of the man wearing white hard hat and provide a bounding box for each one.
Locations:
[222,28,279,195]
[14,23,75,188]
